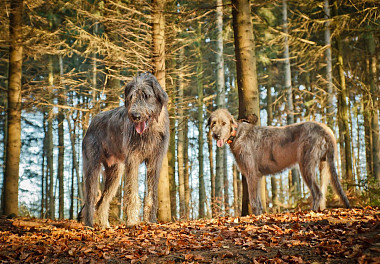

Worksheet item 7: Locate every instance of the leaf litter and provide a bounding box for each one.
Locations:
[0,207,379,263]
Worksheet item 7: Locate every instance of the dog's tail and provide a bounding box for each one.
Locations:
[78,206,84,222]
[325,148,351,209]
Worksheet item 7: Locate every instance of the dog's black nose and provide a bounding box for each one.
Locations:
[131,112,141,121]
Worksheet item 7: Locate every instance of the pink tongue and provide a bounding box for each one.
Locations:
[135,121,146,134]
[217,139,224,148]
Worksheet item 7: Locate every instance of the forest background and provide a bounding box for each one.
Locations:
[0,0,379,224]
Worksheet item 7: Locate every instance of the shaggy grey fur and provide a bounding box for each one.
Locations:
[81,73,169,228]
[208,109,350,215]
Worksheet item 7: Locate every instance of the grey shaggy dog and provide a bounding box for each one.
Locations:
[208,109,350,215]
[81,73,169,228]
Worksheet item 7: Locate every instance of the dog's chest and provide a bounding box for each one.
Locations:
[126,129,165,154]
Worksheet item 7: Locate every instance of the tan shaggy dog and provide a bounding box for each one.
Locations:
[208,109,350,215]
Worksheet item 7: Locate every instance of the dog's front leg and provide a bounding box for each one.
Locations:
[124,159,141,227]
[143,155,164,223]
[246,173,263,215]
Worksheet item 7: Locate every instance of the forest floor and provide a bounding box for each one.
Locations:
[0,207,379,264]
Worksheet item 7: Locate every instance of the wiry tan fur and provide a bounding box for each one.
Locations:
[79,73,169,228]
[208,109,350,215]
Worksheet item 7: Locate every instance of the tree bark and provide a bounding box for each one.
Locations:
[223,147,229,215]
[1,94,8,214]
[282,0,301,203]
[324,0,334,129]
[232,0,262,215]
[196,22,206,218]
[3,0,23,216]
[208,111,216,217]
[40,115,46,218]
[152,0,171,222]
[67,115,83,204]
[44,114,49,216]
[92,22,98,106]
[232,164,240,216]
[47,56,55,220]
[58,56,65,219]
[215,0,225,216]
[333,1,353,191]
[168,87,177,220]
[68,114,76,220]
[184,120,190,219]
[177,47,186,220]
[267,67,278,212]
[368,31,380,181]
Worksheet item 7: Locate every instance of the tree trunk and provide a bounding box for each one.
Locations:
[40,114,47,218]
[196,22,206,219]
[70,146,75,220]
[232,164,241,216]
[333,1,353,191]
[304,72,314,121]
[92,22,98,106]
[354,99,361,183]
[215,0,225,216]
[337,99,346,179]
[104,69,122,221]
[282,0,301,203]
[58,56,65,219]
[363,94,373,179]
[232,0,262,216]
[283,0,293,126]
[324,0,334,129]
[208,110,216,217]
[67,115,83,204]
[3,0,23,216]
[1,94,8,214]
[168,87,177,220]
[368,31,380,181]
[152,0,171,222]
[177,47,186,220]
[267,67,278,212]
[184,120,190,219]
[47,56,55,220]
[223,147,229,215]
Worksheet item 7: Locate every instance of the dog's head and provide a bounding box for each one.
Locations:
[207,109,237,148]
[124,73,168,134]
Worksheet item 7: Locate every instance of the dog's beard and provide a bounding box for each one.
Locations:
[135,121,147,134]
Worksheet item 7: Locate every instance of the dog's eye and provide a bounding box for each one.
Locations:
[222,122,226,126]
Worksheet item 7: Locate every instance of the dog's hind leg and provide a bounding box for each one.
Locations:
[83,159,102,227]
[319,161,330,210]
[95,163,124,228]
[143,155,165,223]
[299,154,322,211]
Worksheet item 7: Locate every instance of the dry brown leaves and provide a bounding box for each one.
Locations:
[0,207,379,263]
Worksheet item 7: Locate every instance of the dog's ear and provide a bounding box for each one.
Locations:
[247,114,258,126]
[150,74,169,109]
[206,115,213,127]
[230,115,238,127]
[206,117,211,127]
[124,81,134,106]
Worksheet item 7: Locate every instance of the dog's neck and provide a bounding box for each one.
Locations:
[227,125,238,145]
